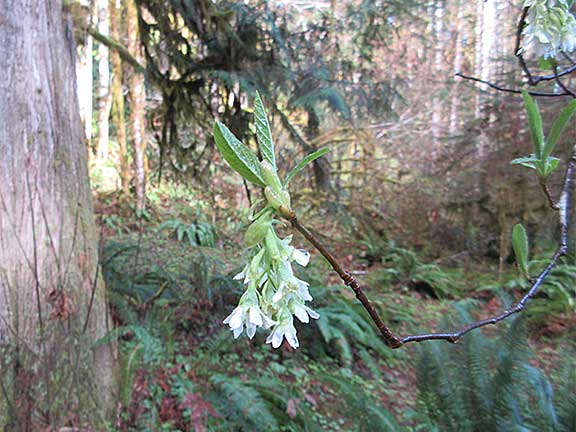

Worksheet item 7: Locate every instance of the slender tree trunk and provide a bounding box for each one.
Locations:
[307,108,331,191]
[96,0,112,160]
[449,4,464,135]
[431,0,445,145]
[0,1,115,428]
[76,0,94,145]
[110,0,130,196]
[126,0,146,212]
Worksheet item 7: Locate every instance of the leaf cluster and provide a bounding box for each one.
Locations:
[511,93,576,179]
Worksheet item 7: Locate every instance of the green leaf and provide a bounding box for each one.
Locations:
[522,91,544,159]
[543,157,560,177]
[284,147,330,186]
[512,224,530,280]
[543,99,576,160]
[213,121,265,186]
[253,91,275,168]
[510,155,538,170]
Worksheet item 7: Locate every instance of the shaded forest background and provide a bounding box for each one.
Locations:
[5,0,575,430]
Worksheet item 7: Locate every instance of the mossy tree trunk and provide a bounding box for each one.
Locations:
[110,0,131,197]
[126,0,147,212]
[0,1,116,429]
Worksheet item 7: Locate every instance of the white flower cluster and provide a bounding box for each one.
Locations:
[223,216,319,349]
[522,0,576,60]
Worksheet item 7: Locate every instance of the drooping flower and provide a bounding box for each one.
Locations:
[522,0,576,59]
[266,310,299,349]
[288,298,320,324]
[225,210,317,349]
[223,286,275,339]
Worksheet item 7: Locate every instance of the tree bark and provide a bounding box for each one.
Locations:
[0,0,115,428]
[96,0,113,161]
[110,0,130,197]
[126,0,147,212]
[76,0,94,146]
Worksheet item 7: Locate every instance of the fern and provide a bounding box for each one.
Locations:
[318,372,401,431]
[416,302,568,432]
[210,374,280,431]
[159,219,217,247]
[304,286,391,366]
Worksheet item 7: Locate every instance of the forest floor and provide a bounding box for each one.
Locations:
[94,185,576,431]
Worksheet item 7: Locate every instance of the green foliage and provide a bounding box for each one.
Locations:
[159,219,217,247]
[484,257,576,324]
[416,302,572,431]
[318,371,402,431]
[214,94,330,190]
[308,286,391,367]
[512,223,530,279]
[284,147,331,186]
[522,91,544,158]
[254,91,276,167]
[214,121,266,186]
[512,92,574,178]
[362,238,461,298]
[209,372,321,432]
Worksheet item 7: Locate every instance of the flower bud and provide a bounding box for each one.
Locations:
[265,228,281,260]
[264,186,290,210]
[244,212,272,247]
[260,160,283,193]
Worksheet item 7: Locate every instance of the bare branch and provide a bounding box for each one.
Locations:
[280,143,575,348]
[455,73,574,98]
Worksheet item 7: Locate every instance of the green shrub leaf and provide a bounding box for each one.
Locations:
[512,223,530,279]
[543,99,576,160]
[511,155,538,170]
[254,91,276,168]
[214,121,266,186]
[522,91,544,159]
[284,147,330,186]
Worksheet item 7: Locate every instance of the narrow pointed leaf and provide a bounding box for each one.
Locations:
[254,91,275,168]
[512,223,530,279]
[284,147,330,186]
[543,99,576,159]
[511,155,538,166]
[522,91,544,159]
[213,121,265,186]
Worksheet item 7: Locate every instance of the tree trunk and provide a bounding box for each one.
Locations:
[126,0,147,212]
[307,108,331,191]
[110,0,130,197]
[96,0,113,161]
[0,1,115,428]
[76,0,94,145]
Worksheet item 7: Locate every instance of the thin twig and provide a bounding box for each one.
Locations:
[455,73,572,98]
[553,66,576,98]
[540,179,559,210]
[280,143,575,347]
[280,207,402,348]
[515,7,534,84]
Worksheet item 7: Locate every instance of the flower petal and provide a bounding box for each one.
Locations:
[246,323,257,339]
[291,249,310,267]
[232,325,244,339]
[292,303,309,323]
[249,306,263,327]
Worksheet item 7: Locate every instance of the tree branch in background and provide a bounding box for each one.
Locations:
[87,26,146,74]
[281,143,575,348]
[455,73,573,98]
